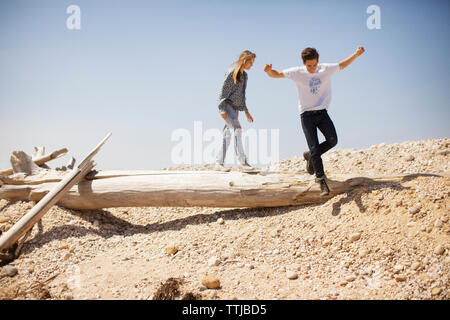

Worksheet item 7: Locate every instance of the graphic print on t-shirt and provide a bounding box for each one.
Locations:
[309,77,321,95]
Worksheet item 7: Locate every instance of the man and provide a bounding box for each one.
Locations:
[264,46,365,195]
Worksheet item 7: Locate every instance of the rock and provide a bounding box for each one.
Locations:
[165,245,178,255]
[359,248,369,257]
[434,245,445,255]
[62,292,73,300]
[0,217,10,223]
[349,232,361,242]
[1,266,18,277]
[393,265,404,274]
[208,256,220,267]
[434,219,443,228]
[408,205,421,215]
[405,155,415,161]
[395,275,407,282]
[431,287,443,296]
[217,218,224,224]
[411,262,421,270]
[202,275,220,289]
[286,271,298,280]
[345,275,356,282]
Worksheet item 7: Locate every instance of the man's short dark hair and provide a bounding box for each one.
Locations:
[301,48,319,63]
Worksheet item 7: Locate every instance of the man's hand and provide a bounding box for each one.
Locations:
[264,64,285,78]
[264,64,273,73]
[220,112,227,121]
[355,46,365,57]
[339,46,365,70]
[245,111,254,123]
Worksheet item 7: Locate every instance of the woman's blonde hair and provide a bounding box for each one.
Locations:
[231,50,256,84]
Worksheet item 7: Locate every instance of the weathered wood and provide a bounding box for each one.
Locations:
[0,134,111,252]
[0,148,68,176]
[0,170,436,210]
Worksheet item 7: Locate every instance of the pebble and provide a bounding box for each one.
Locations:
[345,275,356,282]
[62,292,73,300]
[395,275,407,282]
[349,232,361,242]
[1,266,18,277]
[409,205,421,215]
[393,265,404,274]
[201,275,221,289]
[434,219,443,228]
[208,256,220,267]
[359,248,369,257]
[434,245,445,255]
[286,271,298,280]
[431,287,443,296]
[217,218,224,224]
[405,155,415,161]
[165,245,178,255]
[411,262,421,270]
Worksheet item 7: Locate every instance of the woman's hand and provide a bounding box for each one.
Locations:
[245,111,254,123]
[220,112,227,121]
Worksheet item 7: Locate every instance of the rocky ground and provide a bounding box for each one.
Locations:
[0,138,448,300]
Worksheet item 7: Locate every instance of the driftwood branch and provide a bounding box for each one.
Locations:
[0,134,111,252]
[0,148,68,176]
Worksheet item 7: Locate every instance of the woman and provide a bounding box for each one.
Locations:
[215,50,255,172]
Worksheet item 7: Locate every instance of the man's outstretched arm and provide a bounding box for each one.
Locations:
[264,64,285,78]
[339,46,365,70]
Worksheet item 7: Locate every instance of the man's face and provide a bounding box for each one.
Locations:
[303,58,318,74]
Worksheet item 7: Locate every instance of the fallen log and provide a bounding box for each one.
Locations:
[0,134,111,252]
[0,170,438,210]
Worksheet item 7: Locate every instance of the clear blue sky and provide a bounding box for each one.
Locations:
[1,0,449,170]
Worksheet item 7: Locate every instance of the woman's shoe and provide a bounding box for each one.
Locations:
[214,163,231,172]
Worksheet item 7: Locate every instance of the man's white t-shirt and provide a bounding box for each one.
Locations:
[283,63,340,114]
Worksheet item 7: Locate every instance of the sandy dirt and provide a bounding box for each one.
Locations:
[0,138,448,300]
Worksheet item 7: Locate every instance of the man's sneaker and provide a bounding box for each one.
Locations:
[303,151,314,175]
[317,177,330,196]
[214,163,231,172]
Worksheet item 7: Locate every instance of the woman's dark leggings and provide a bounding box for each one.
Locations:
[300,109,338,178]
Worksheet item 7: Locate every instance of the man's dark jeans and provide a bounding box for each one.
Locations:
[300,109,338,178]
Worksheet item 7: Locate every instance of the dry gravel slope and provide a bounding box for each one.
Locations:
[0,138,449,300]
